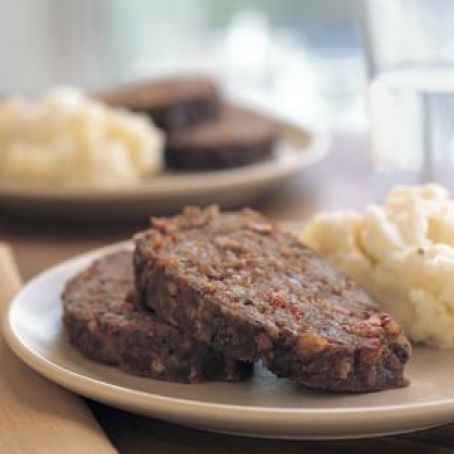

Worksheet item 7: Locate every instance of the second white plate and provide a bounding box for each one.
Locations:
[0,122,328,221]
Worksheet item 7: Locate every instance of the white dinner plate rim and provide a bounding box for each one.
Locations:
[3,242,454,438]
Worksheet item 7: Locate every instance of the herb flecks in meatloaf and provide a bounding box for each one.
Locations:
[134,206,411,392]
[62,251,252,383]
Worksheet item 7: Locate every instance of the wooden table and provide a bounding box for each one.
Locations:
[1,131,452,453]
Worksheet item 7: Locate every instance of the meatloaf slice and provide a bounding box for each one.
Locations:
[134,206,411,392]
[165,108,275,170]
[62,251,252,383]
[99,77,220,132]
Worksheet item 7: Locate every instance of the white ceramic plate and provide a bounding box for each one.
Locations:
[4,242,454,440]
[0,122,328,221]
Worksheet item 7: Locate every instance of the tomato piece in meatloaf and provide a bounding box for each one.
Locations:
[134,206,411,392]
[62,251,252,383]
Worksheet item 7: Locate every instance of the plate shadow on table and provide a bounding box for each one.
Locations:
[88,400,454,454]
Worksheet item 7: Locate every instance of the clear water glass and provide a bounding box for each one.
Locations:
[361,0,454,196]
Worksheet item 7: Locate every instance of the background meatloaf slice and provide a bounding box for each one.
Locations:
[134,206,412,392]
[99,77,220,132]
[165,107,275,170]
[62,251,252,383]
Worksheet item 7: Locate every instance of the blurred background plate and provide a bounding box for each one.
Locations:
[0,112,329,221]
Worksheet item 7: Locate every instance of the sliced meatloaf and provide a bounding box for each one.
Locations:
[99,77,220,132]
[165,108,275,170]
[134,206,411,392]
[62,251,252,383]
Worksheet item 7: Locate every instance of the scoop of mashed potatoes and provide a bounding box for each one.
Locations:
[0,88,164,188]
[302,184,454,349]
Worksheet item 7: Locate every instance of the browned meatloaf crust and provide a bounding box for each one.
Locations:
[62,251,252,383]
[99,77,220,132]
[134,206,411,392]
[165,109,276,170]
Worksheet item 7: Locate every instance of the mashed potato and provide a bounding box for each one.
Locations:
[302,184,454,349]
[0,88,164,188]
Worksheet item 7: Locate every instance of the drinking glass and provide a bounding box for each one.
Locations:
[361,0,454,195]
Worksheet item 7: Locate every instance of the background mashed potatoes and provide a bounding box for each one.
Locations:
[0,88,164,188]
[302,184,454,349]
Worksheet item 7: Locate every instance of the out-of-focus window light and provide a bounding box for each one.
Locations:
[0,0,365,129]
[218,10,326,128]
